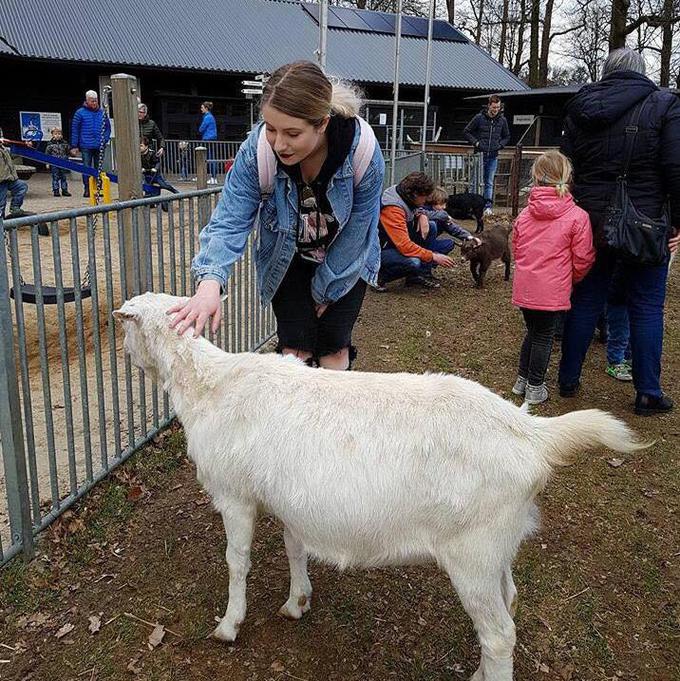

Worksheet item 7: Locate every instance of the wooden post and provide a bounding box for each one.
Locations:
[195,146,209,228]
[510,144,523,218]
[111,73,147,295]
[195,146,207,190]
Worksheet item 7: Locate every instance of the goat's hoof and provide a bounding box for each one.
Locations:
[211,620,240,643]
[278,594,312,620]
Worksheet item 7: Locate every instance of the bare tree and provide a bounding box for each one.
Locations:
[564,0,611,81]
[528,0,541,85]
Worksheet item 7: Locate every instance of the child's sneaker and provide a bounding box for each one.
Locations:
[511,376,527,396]
[525,383,548,405]
[606,362,632,382]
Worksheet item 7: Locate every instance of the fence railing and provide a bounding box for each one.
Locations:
[384,151,483,195]
[0,189,275,564]
[161,140,243,181]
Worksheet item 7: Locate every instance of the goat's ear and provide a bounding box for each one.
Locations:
[112,308,140,323]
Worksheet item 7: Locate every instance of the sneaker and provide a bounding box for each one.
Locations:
[374,276,388,293]
[634,393,673,416]
[8,208,30,218]
[606,362,633,382]
[525,383,548,405]
[83,188,90,198]
[484,207,493,216]
[511,376,527,396]
[62,190,71,197]
[53,191,60,197]
[559,381,580,398]
[405,275,440,289]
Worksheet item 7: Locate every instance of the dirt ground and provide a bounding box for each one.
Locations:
[0,215,678,681]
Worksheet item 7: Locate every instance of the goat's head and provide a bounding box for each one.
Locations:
[460,237,483,261]
[113,292,189,377]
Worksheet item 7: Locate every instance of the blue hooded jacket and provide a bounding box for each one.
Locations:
[70,104,111,150]
[561,70,680,243]
[199,111,217,141]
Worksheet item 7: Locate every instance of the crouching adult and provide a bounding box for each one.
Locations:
[377,172,455,291]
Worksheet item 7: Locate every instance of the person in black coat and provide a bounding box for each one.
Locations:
[463,95,510,214]
[558,47,680,416]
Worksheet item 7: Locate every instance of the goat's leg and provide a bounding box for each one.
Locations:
[279,526,313,620]
[212,501,256,643]
[502,252,511,281]
[443,558,516,681]
[501,566,518,618]
[477,264,489,289]
[470,261,479,284]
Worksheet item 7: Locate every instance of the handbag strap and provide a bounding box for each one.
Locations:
[619,94,652,180]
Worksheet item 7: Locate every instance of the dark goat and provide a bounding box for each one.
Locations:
[446,192,485,234]
[460,222,511,288]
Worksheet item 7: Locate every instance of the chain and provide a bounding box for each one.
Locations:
[80,85,111,290]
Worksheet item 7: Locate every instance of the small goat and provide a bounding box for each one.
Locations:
[461,222,512,288]
[115,292,645,681]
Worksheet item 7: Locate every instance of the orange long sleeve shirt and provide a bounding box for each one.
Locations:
[380,206,434,262]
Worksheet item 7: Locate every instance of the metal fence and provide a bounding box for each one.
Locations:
[0,189,275,564]
[161,140,242,181]
[384,151,483,194]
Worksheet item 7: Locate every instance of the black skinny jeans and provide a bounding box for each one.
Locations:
[518,308,558,386]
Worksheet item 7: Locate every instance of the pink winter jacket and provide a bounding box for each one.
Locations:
[512,186,595,311]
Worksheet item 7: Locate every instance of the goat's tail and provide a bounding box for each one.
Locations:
[534,409,650,468]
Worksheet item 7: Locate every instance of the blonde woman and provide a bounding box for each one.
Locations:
[511,150,595,404]
[170,61,384,370]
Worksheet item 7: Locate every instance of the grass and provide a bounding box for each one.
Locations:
[0,229,678,680]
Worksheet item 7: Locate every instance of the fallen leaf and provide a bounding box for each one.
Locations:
[270,660,285,672]
[55,623,75,639]
[148,624,165,649]
[539,663,550,673]
[608,458,624,468]
[127,486,144,502]
[88,615,101,634]
[127,652,143,674]
[417,617,427,626]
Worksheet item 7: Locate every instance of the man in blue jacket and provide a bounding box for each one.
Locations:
[198,101,218,184]
[70,90,111,197]
[464,95,510,215]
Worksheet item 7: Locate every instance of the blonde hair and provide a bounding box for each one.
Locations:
[262,61,363,125]
[429,187,448,205]
[531,149,572,198]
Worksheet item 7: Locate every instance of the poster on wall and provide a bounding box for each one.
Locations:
[19,111,63,142]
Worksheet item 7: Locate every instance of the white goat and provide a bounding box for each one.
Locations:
[114,292,645,681]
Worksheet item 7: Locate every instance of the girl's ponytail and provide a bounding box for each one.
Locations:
[329,79,364,118]
[531,149,573,198]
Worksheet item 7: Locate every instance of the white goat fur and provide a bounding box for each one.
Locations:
[115,292,645,681]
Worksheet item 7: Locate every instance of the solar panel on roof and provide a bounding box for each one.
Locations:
[328,6,373,31]
[399,15,424,38]
[300,1,468,43]
[432,20,467,42]
[359,11,392,32]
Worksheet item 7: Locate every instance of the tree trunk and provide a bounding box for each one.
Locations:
[528,0,541,86]
[474,0,486,44]
[538,0,555,85]
[659,0,674,86]
[446,0,455,24]
[609,0,631,49]
[514,0,528,74]
[499,0,510,66]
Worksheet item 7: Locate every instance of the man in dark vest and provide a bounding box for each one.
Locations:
[464,94,510,216]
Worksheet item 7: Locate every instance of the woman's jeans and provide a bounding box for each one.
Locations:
[559,251,668,397]
[518,309,558,386]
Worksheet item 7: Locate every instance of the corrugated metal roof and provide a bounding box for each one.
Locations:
[0,0,527,91]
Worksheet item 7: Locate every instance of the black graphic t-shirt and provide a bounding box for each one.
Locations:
[279,116,356,264]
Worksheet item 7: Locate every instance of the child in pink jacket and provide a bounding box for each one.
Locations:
[511,150,595,404]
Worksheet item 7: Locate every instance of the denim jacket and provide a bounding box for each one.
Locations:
[191,120,385,306]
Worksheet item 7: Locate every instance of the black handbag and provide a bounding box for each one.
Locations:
[603,95,671,266]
